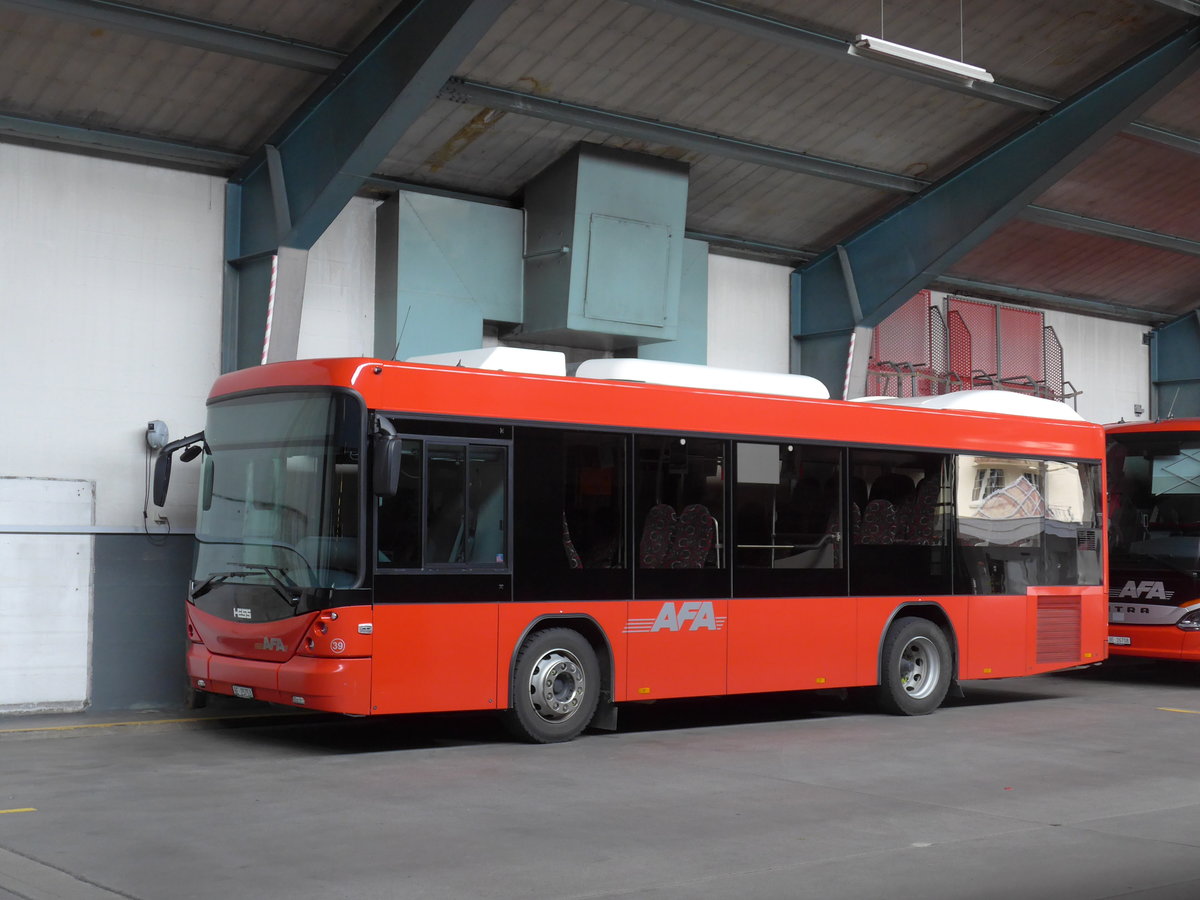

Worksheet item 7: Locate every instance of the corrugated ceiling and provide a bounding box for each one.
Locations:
[1,0,1198,322]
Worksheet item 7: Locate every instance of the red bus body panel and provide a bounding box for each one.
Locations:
[187,359,1108,717]
[1106,418,1200,661]
[1106,625,1200,660]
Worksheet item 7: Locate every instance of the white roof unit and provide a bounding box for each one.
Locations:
[574,358,830,399]
[852,389,1084,421]
[405,347,566,376]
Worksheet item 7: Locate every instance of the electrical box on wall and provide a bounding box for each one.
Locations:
[521,144,689,349]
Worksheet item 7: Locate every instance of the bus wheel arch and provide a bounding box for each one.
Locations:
[503,616,613,743]
[876,605,957,716]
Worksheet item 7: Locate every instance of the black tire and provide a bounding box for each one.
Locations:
[877,616,951,716]
[504,628,600,743]
[184,684,209,710]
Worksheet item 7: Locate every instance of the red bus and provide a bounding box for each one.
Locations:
[1107,418,1200,659]
[156,355,1108,742]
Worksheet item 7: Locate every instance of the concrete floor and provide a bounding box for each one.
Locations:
[3,660,1200,900]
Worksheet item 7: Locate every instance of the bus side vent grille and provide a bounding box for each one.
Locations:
[1037,595,1081,663]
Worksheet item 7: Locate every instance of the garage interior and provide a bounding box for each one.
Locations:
[0,0,1198,714]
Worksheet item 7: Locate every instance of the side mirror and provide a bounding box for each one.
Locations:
[153,453,172,507]
[373,435,404,497]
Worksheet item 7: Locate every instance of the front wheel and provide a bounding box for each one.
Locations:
[504,628,600,743]
[877,617,951,716]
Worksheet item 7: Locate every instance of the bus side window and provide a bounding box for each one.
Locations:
[466,445,508,565]
[377,439,422,567]
[562,433,626,569]
[635,435,727,569]
[849,449,951,595]
[734,442,841,569]
[954,455,1103,592]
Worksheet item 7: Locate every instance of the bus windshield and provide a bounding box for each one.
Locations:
[1108,431,1200,573]
[194,390,363,596]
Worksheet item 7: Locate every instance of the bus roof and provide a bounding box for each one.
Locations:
[853,390,1085,422]
[210,358,1105,460]
[1107,418,1200,435]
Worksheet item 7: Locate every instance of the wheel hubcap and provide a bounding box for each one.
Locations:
[527,649,586,722]
[898,635,940,700]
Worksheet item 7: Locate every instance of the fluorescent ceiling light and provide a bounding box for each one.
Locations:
[849,34,994,83]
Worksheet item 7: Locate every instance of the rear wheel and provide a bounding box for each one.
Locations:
[504,628,600,743]
[877,617,951,716]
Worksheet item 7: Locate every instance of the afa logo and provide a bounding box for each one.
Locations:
[624,601,727,634]
[1113,580,1173,601]
[255,637,287,652]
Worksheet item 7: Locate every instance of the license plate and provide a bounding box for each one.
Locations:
[232,685,255,699]
[1108,636,1132,646]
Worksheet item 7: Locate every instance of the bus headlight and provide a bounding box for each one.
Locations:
[1177,610,1200,631]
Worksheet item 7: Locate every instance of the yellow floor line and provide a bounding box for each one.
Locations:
[0,809,36,814]
[1158,707,1200,715]
[0,713,275,735]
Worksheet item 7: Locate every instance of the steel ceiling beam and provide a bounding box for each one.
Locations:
[444,80,1200,260]
[932,276,1168,326]
[0,0,342,72]
[791,22,1200,395]
[442,79,925,193]
[1150,312,1200,418]
[223,0,509,372]
[0,110,244,170]
[685,233,1170,325]
[1022,207,1200,257]
[1148,0,1200,16]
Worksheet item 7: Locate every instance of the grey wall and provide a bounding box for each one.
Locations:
[91,534,192,711]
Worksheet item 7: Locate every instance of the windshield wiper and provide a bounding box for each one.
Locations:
[191,563,301,608]
[190,572,235,599]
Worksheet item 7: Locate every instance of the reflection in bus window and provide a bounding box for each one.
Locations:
[955,455,1102,593]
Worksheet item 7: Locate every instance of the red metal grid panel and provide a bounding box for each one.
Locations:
[868,290,932,397]
[947,310,972,393]
[1044,326,1064,400]
[948,296,998,384]
[999,305,1045,384]
[925,306,948,396]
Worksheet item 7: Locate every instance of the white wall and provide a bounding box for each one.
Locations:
[0,479,92,712]
[706,255,791,373]
[298,196,379,360]
[1,146,381,531]
[1,144,224,532]
[1041,310,1150,425]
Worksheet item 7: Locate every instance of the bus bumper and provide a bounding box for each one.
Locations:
[1107,625,1200,661]
[187,644,373,715]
